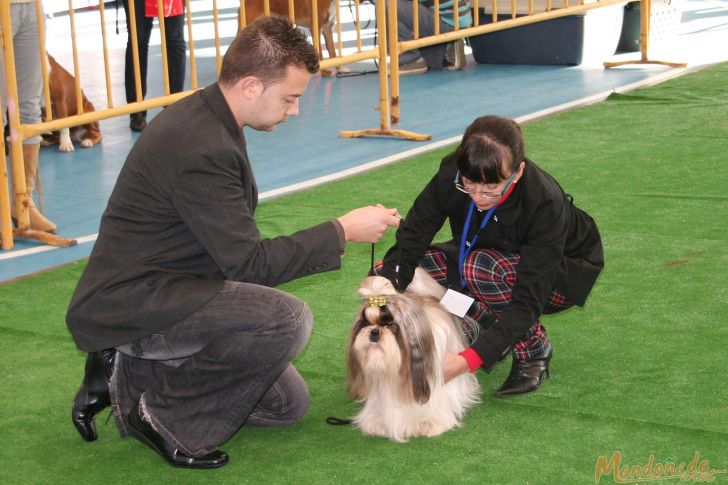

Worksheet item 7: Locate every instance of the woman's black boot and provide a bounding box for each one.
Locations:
[495,343,552,397]
[71,349,117,441]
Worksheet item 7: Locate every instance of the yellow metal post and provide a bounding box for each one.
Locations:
[0,0,77,249]
[185,0,198,88]
[604,0,686,68]
[339,0,431,141]
[98,0,115,107]
[213,0,222,74]
[156,0,171,95]
[311,0,321,57]
[68,0,85,114]
[388,0,399,126]
[37,0,52,123]
[2,1,31,233]
[0,92,12,250]
[129,0,143,102]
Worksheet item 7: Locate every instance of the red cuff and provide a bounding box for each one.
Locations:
[459,348,484,373]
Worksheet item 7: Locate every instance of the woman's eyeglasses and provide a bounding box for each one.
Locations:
[454,170,517,199]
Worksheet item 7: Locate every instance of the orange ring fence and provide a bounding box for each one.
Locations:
[2,0,672,251]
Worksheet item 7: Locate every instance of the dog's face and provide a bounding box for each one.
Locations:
[347,276,436,405]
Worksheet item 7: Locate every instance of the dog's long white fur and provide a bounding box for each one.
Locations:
[348,268,480,442]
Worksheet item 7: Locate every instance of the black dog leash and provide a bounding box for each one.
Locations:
[325,416,352,425]
[326,214,403,426]
[325,245,376,426]
[370,242,376,272]
[325,244,379,426]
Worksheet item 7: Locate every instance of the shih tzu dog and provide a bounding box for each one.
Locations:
[347,268,480,442]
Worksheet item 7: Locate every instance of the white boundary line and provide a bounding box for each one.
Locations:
[0,64,697,263]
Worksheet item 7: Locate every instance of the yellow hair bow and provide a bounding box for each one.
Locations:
[366,296,387,307]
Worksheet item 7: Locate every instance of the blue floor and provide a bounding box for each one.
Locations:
[2,0,727,282]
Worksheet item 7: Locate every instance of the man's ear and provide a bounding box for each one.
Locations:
[238,76,264,99]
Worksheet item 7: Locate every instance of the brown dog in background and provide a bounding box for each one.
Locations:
[244,0,344,76]
[41,54,102,152]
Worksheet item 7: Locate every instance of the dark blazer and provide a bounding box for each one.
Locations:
[380,154,604,368]
[67,83,341,351]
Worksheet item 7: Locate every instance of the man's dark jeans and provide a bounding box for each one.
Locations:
[111,281,313,457]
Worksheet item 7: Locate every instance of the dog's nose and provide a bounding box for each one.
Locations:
[369,328,380,343]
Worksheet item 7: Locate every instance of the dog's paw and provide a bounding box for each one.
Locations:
[358,421,389,439]
[320,68,335,77]
[336,65,352,74]
[80,139,94,148]
[59,129,74,152]
[416,420,448,438]
[59,140,75,152]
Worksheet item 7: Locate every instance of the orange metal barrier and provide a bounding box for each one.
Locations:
[1,0,683,251]
[1,0,204,250]
[376,0,685,134]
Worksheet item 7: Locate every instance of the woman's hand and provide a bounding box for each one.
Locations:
[443,352,469,383]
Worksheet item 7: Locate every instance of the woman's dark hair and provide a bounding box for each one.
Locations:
[454,115,525,184]
[219,16,319,88]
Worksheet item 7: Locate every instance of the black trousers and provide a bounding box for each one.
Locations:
[121,0,186,104]
[110,281,313,457]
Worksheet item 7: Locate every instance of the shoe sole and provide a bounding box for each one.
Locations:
[127,415,228,469]
[399,67,429,76]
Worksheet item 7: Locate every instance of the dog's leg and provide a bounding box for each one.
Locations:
[316,1,337,78]
[80,99,101,148]
[80,123,101,148]
[323,22,349,75]
[322,8,350,75]
[58,127,74,152]
[51,67,75,152]
[416,419,449,438]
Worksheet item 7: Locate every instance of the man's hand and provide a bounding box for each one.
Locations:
[443,352,469,383]
[337,205,401,243]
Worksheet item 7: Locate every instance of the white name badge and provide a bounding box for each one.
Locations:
[440,289,475,318]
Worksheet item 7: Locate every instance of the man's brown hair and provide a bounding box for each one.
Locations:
[219,15,319,88]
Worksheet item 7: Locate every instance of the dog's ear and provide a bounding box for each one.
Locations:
[346,316,371,400]
[347,351,369,400]
[393,300,436,404]
[407,337,434,404]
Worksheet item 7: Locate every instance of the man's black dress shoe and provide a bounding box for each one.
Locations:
[495,343,552,397]
[127,402,229,469]
[72,348,117,441]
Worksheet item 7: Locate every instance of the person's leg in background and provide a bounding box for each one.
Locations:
[162,12,187,95]
[2,2,56,232]
[122,0,153,132]
[394,0,454,74]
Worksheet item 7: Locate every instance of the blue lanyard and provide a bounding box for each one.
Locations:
[458,201,496,288]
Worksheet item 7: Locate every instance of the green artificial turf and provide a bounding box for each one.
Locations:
[1,63,727,484]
